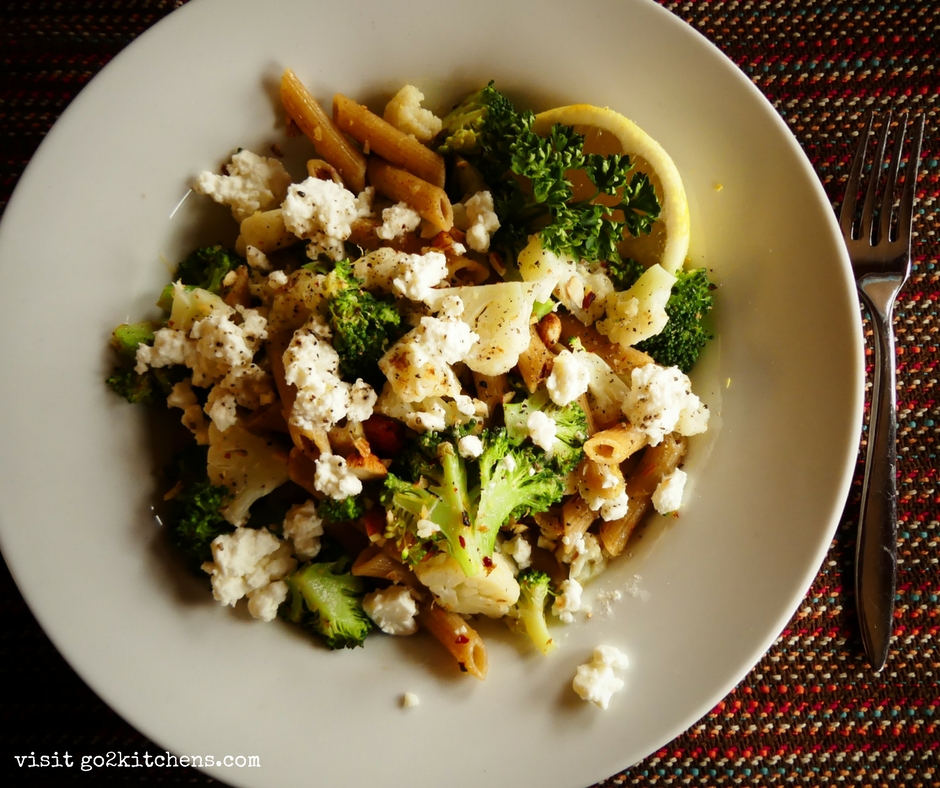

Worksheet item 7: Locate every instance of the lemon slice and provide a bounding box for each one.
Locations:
[532,104,690,274]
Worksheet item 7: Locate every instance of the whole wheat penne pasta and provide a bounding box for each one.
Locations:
[599,434,686,556]
[446,253,490,286]
[351,545,418,589]
[280,69,367,193]
[417,604,487,679]
[472,371,509,420]
[558,312,653,376]
[584,423,648,464]
[334,93,446,187]
[235,208,298,257]
[559,493,596,559]
[367,157,453,232]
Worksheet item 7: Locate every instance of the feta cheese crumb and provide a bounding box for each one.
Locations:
[552,578,584,623]
[282,319,352,434]
[526,410,557,455]
[401,692,421,709]
[504,534,532,570]
[383,85,442,143]
[546,349,591,406]
[314,453,363,500]
[572,645,630,709]
[622,364,709,446]
[416,518,441,539]
[363,585,418,635]
[457,434,484,459]
[267,269,289,289]
[463,191,500,253]
[193,149,291,222]
[652,468,688,514]
[376,201,423,240]
[347,379,378,423]
[282,500,324,560]
[246,245,272,271]
[281,177,372,261]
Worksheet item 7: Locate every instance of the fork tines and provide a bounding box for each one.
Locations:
[839,110,925,261]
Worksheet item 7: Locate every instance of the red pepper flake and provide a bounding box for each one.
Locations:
[458,662,468,672]
[455,635,470,645]
[582,290,597,309]
[482,556,494,568]
[459,535,466,548]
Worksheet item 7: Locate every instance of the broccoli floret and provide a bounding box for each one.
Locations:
[110,321,157,357]
[106,368,158,405]
[515,569,556,654]
[323,259,402,384]
[503,389,588,474]
[318,494,367,525]
[474,429,566,554]
[635,267,715,373]
[435,82,514,156]
[604,257,646,291]
[283,558,373,649]
[162,445,234,570]
[157,245,244,310]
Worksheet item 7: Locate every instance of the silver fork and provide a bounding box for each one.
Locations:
[838,110,925,672]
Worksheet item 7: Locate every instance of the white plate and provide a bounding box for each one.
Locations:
[0,0,863,786]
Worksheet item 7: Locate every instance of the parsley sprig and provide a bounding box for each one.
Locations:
[452,84,661,264]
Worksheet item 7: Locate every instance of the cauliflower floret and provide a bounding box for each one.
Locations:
[362,585,419,635]
[206,423,291,526]
[414,552,520,618]
[193,149,291,223]
[383,84,443,143]
[572,645,630,709]
[463,191,500,253]
[622,363,709,446]
[281,177,373,261]
[652,468,688,514]
[375,386,487,433]
[376,201,423,240]
[246,579,290,623]
[313,453,363,500]
[282,500,325,561]
[546,348,591,406]
[166,378,209,444]
[201,527,297,620]
[596,263,676,348]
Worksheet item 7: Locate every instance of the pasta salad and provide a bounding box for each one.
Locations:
[106,71,714,682]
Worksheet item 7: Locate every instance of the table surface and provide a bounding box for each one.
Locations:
[1,1,937,786]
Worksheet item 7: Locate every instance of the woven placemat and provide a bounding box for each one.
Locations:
[1,1,937,786]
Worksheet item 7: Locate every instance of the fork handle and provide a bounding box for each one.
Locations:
[855,285,899,672]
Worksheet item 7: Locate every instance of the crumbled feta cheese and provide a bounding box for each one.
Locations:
[281,177,373,261]
[205,386,239,432]
[579,463,627,522]
[282,500,324,560]
[622,364,709,446]
[504,534,532,570]
[416,518,440,539]
[463,191,500,253]
[216,363,276,410]
[246,244,272,271]
[401,692,420,708]
[379,311,479,403]
[193,149,291,222]
[384,85,443,142]
[457,434,484,459]
[282,319,352,433]
[552,578,584,623]
[652,468,688,514]
[502,453,517,472]
[527,410,557,455]
[376,201,423,240]
[314,453,363,500]
[201,527,297,617]
[189,305,268,386]
[546,349,591,406]
[363,585,419,635]
[347,379,378,423]
[267,269,289,289]
[135,328,192,374]
[566,533,607,584]
[353,247,449,303]
[572,645,630,709]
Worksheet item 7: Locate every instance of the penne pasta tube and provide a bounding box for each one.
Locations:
[351,545,418,589]
[558,312,653,377]
[417,604,487,679]
[334,93,446,187]
[235,209,298,257]
[517,324,556,394]
[280,69,367,193]
[584,423,648,464]
[366,157,453,232]
[559,493,596,559]
[472,371,509,421]
[446,253,490,286]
